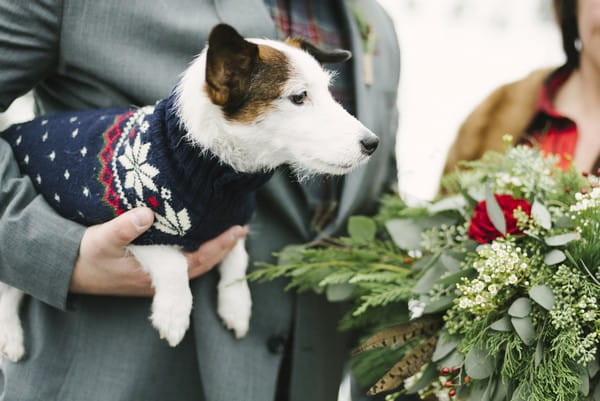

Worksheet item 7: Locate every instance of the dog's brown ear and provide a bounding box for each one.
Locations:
[205,24,259,113]
[285,37,352,64]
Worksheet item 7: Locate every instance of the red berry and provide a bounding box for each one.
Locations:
[582,171,589,177]
[464,376,471,384]
[581,188,588,195]
[449,389,457,397]
[444,381,453,388]
[441,367,450,375]
[451,366,459,373]
[596,168,600,176]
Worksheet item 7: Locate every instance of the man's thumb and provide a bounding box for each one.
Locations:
[101,207,155,248]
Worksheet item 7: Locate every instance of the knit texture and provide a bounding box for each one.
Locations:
[1,94,273,251]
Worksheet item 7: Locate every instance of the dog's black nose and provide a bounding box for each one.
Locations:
[360,135,379,156]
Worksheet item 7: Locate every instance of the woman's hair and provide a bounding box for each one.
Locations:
[554,0,579,67]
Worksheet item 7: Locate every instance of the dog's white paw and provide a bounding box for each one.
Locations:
[150,288,193,347]
[0,316,24,362]
[217,280,252,338]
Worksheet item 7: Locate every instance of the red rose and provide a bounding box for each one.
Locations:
[468,194,532,244]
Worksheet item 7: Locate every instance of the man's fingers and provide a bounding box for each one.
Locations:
[186,226,248,278]
[97,208,155,250]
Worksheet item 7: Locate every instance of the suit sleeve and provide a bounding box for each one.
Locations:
[0,0,62,111]
[0,0,84,311]
[0,138,84,310]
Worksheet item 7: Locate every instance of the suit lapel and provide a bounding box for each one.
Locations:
[323,0,372,236]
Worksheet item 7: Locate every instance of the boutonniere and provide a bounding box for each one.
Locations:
[351,6,376,86]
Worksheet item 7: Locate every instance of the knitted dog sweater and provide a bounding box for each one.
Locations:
[1,94,273,251]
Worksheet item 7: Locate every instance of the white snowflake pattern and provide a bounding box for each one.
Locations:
[139,120,150,134]
[15,136,22,146]
[48,151,56,162]
[154,202,191,236]
[80,146,88,157]
[64,170,70,180]
[35,174,42,184]
[41,120,48,126]
[42,132,48,142]
[23,155,29,165]
[160,187,172,200]
[54,193,61,203]
[69,117,78,123]
[118,135,159,198]
[71,128,79,138]
[82,187,90,197]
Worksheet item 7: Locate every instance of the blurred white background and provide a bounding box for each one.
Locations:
[379,0,564,201]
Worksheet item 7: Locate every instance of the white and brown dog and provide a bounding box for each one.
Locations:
[0,24,378,361]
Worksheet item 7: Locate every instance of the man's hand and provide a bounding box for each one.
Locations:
[69,207,248,296]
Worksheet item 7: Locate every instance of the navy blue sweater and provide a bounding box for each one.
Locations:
[1,95,273,251]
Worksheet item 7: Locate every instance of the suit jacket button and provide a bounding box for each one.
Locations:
[267,335,286,354]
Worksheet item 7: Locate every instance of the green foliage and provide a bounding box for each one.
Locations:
[249,144,600,400]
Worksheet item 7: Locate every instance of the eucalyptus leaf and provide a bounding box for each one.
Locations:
[465,345,495,379]
[486,185,507,235]
[385,219,423,250]
[544,249,566,265]
[438,349,464,369]
[413,260,446,294]
[325,283,355,302]
[555,215,574,229]
[535,339,544,368]
[511,316,535,345]
[593,380,600,401]
[427,195,466,213]
[405,362,438,394]
[588,359,600,378]
[529,285,555,310]
[580,370,590,396]
[423,295,454,314]
[469,381,489,401]
[492,380,508,401]
[431,332,459,362]
[532,200,552,230]
[545,232,581,247]
[490,315,513,332]
[412,255,436,271]
[435,269,474,286]
[440,254,461,273]
[508,297,532,318]
[347,216,376,242]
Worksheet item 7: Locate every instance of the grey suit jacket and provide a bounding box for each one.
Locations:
[0,0,400,400]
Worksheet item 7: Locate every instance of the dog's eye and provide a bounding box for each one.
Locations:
[289,91,307,105]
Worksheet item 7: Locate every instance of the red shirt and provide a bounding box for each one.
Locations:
[526,66,577,170]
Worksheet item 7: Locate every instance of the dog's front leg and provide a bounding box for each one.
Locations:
[217,238,252,338]
[127,245,192,346]
[0,283,25,361]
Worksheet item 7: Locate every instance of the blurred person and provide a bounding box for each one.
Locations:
[0,1,400,400]
[445,0,599,173]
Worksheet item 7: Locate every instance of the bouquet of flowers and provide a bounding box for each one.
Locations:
[250,137,600,401]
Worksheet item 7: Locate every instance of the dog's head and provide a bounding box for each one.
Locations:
[177,24,379,175]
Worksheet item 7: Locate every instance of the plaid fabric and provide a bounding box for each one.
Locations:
[264,0,355,232]
[265,0,355,115]
[526,65,578,170]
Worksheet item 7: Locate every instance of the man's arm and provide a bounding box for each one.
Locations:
[0,0,62,111]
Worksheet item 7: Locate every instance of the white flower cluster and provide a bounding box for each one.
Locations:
[493,146,558,198]
[570,187,600,213]
[456,240,530,316]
